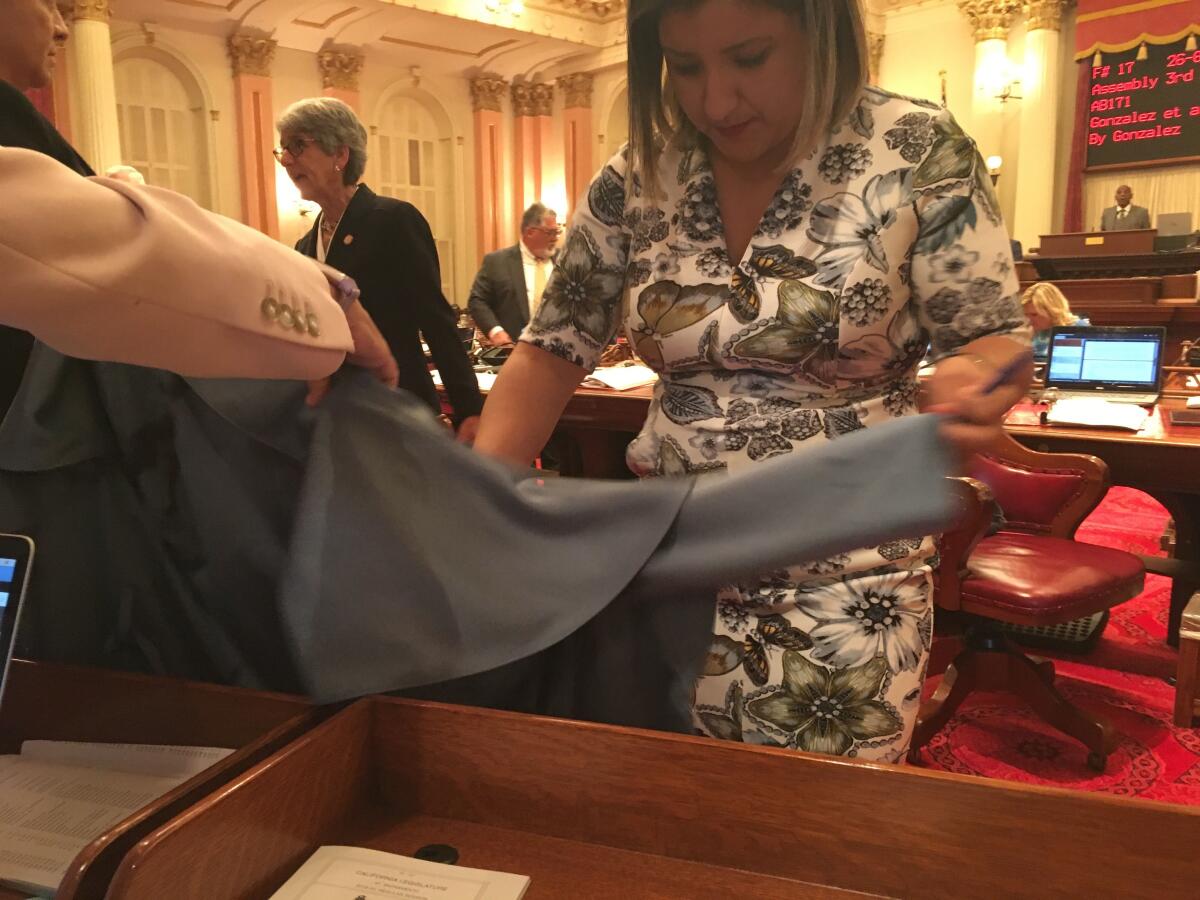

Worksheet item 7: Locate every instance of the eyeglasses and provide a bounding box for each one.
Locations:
[532,226,564,237]
[272,137,313,162]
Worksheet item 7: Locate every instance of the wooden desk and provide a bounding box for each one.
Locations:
[1039,229,1156,257]
[106,696,1199,899]
[1030,249,1200,280]
[0,662,316,900]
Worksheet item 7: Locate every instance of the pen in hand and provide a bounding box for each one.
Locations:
[978,350,1034,397]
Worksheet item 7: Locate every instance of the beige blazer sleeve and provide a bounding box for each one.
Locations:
[0,148,352,380]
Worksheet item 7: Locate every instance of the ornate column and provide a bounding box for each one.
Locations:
[558,73,594,219]
[1012,0,1068,249]
[511,81,555,221]
[958,0,1021,158]
[66,0,121,174]
[867,32,886,86]
[228,32,279,238]
[470,74,508,258]
[318,45,364,115]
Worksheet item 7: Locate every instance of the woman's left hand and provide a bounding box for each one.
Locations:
[921,337,1033,464]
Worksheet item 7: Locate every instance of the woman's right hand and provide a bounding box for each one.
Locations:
[306,300,399,406]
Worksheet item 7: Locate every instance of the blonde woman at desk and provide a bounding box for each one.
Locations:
[1023,283,1088,363]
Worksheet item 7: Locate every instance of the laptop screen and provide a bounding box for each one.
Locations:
[0,536,33,708]
[1045,326,1165,392]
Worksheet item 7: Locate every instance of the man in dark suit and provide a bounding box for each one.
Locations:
[467,203,560,347]
[1099,185,1152,231]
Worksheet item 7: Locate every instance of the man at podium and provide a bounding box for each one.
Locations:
[1099,185,1151,231]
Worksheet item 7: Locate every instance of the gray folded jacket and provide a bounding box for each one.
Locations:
[279,374,955,731]
[0,349,953,734]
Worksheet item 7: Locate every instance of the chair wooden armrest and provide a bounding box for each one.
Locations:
[935,476,995,612]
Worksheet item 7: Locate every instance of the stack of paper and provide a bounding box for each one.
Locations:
[583,364,659,391]
[271,845,529,899]
[1044,397,1150,432]
[0,741,233,895]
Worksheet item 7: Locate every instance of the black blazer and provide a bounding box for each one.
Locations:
[296,186,482,420]
[0,80,94,417]
[466,244,528,340]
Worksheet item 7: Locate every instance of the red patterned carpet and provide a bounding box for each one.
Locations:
[913,488,1200,805]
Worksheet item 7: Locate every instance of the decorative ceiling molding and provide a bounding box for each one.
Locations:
[379,35,520,58]
[294,6,360,29]
[162,0,241,10]
[528,0,624,21]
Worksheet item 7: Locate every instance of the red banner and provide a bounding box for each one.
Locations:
[1075,0,1200,60]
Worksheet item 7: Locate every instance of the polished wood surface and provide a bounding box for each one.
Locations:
[109,696,1198,900]
[1038,229,1156,257]
[0,661,315,900]
[1030,248,1200,280]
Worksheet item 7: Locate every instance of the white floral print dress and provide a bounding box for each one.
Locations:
[521,86,1030,762]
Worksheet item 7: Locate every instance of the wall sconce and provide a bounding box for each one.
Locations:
[485,0,523,15]
[986,155,1002,186]
[996,79,1022,103]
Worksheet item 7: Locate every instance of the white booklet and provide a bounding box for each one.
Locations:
[270,845,530,900]
[1044,397,1150,432]
[583,364,658,391]
[0,741,233,896]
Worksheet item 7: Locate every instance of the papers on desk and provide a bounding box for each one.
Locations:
[582,364,659,391]
[430,370,499,390]
[270,845,530,899]
[0,741,233,895]
[1044,397,1150,432]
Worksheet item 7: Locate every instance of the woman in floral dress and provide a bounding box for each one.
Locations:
[474,0,1031,762]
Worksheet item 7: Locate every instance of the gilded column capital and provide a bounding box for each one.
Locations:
[1024,0,1068,32]
[71,0,111,22]
[512,82,553,117]
[470,74,508,113]
[227,32,277,78]
[868,32,886,81]
[957,0,1022,41]
[317,46,365,91]
[557,73,594,110]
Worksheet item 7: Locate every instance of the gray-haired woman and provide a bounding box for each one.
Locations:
[475,0,1032,761]
[276,97,482,441]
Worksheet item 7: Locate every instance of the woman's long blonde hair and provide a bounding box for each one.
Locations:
[625,0,868,195]
[1022,283,1075,327]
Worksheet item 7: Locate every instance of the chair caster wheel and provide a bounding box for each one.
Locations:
[1087,752,1107,773]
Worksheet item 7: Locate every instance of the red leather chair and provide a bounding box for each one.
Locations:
[911,434,1145,771]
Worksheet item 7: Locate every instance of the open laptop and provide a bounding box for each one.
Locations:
[1044,326,1166,405]
[0,535,34,711]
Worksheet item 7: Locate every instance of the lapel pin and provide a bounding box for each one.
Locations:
[343,234,354,246]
